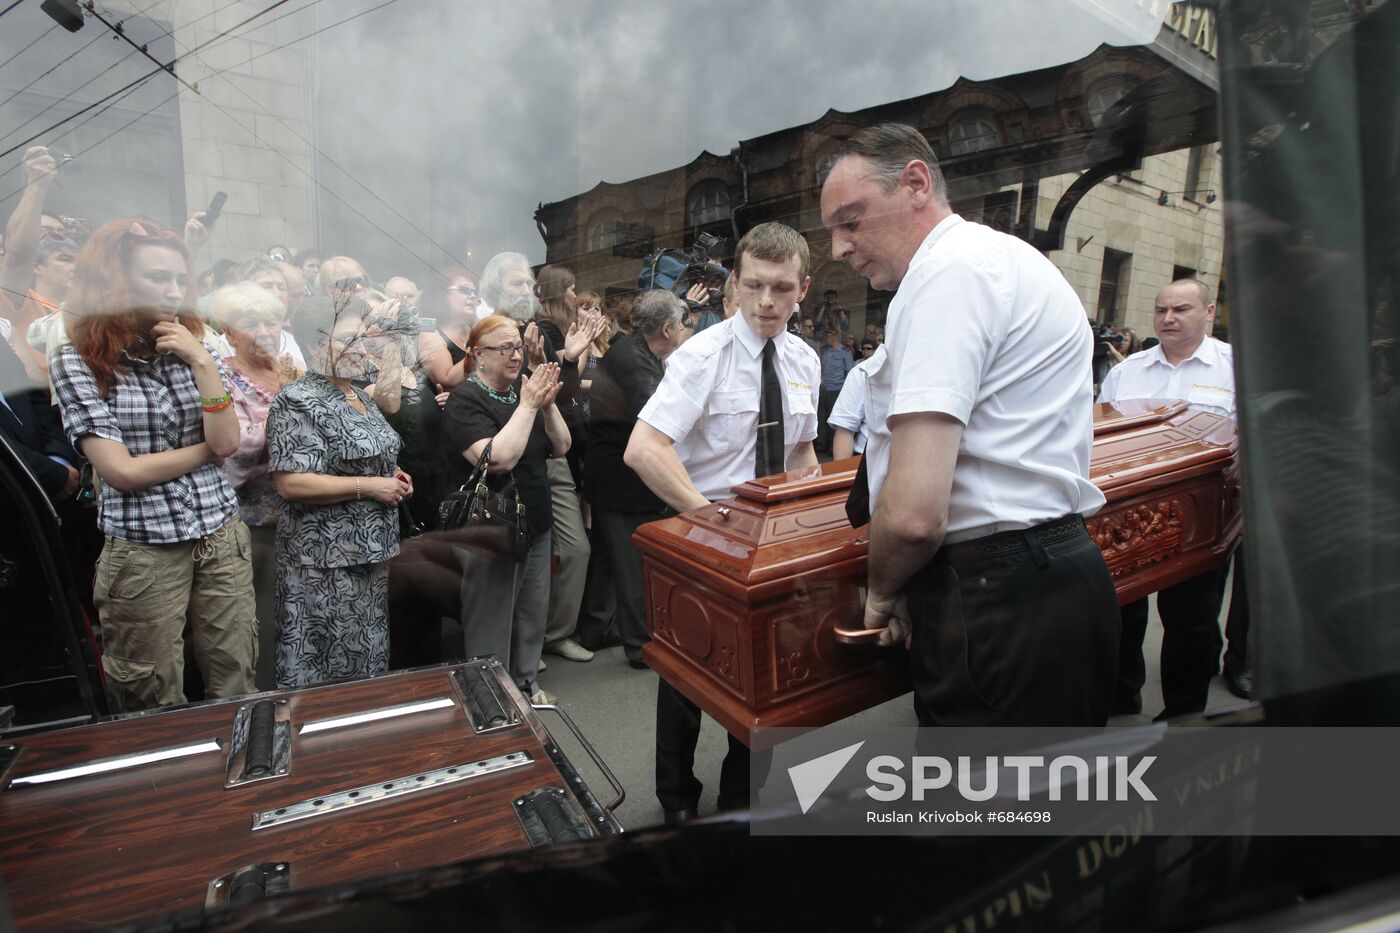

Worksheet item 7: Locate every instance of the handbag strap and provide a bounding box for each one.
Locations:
[468,440,492,488]
[467,438,525,518]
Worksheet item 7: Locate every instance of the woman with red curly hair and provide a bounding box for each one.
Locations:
[50,218,256,712]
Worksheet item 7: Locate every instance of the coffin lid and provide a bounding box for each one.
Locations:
[1089,398,1237,496]
[632,398,1237,593]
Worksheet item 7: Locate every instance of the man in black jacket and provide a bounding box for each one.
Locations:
[583,290,689,667]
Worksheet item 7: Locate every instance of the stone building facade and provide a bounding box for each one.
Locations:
[535,11,1226,338]
[0,0,317,263]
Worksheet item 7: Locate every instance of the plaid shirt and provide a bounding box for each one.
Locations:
[51,343,238,544]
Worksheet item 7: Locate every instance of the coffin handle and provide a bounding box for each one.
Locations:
[833,624,895,646]
[531,701,626,812]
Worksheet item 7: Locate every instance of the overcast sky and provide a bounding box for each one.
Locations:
[310,0,1164,276]
[0,0,1165,280]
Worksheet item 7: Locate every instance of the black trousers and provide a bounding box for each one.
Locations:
[1223,551,1250,678]
[575,518,617,651]
[1116,564,1229,718]
[585,507,663,662]
[816,387,841,452]
[906,517,1120,727]
[655,680,760,812]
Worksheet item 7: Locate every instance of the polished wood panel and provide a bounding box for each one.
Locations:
[637,400,1240,743]
[0,664,618,930]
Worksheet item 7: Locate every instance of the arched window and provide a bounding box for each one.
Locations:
[586,209,623,253]
[1086,78,1134,126]
[815,149,844,186]
[686,180,730,227]
[949,115,999,156]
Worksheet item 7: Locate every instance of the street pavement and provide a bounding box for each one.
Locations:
[535,589,1248,831]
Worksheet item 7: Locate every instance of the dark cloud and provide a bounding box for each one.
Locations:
[0,0,1156,282]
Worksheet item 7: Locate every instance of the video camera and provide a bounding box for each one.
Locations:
[639,232,728,310]
[1094,323,1127,349]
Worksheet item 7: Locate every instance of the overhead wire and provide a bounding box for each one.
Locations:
[2,0,374,192]
[0,22,129,114]
[0,0,249,149]
[0,0,296,162]
[0,24,59,73]
[0,0,438,283]
[192,2,470,277]
[0,0,453,282]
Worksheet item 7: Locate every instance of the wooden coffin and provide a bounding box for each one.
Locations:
[0,661,622,930]
[634,398,1240,743]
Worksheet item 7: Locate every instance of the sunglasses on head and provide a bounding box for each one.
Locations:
[333,275,369,292]
[122,221,159,240]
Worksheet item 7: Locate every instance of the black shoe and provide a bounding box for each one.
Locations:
[1224,668,1253,699]
[628,658,649,671]
[1111,694,1142,716]
[664,807,697,825]
[579,632,624,651]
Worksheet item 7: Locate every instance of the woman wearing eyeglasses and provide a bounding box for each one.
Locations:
[50,218,257,712]
[441,315,570,705]
[418,265,479,393]
[266,295,411,688]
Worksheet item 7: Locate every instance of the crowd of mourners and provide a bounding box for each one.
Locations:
[0,144,889,711]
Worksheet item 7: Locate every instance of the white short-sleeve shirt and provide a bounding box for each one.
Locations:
[1097,336,1235,419]
[866,214,1105,541]
[827,347,884,455]
[638,314,820,502]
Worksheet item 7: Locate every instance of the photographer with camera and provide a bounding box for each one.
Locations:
[1,146,74,384]
[641,233,730,335]
[814,289,848,342]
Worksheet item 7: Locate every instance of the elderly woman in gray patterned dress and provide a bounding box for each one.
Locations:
[266,295,413,687]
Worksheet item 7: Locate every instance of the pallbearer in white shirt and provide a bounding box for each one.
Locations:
[626,222,819,823]
[1098,279,1240,717]
[1098,280,1235,418]
[820,123,1119,727]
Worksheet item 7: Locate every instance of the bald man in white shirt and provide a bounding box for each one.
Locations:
[820,123,1119,727]
[1099,279,1238,717]
[627,222,819,822]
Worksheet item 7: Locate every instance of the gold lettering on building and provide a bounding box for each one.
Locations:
[1161,4,1218,59]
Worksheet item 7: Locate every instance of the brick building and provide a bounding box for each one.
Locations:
[534,7,1226,339]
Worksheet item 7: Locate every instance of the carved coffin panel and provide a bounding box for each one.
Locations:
[762,561,884,705]
[636,399,1241,738]
[647,563,747,697]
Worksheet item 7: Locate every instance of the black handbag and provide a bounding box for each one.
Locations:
[438,441,533,561]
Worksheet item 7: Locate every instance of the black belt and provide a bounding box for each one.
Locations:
[933,514,1087,571]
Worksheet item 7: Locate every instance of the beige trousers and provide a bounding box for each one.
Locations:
[93,516,258,712]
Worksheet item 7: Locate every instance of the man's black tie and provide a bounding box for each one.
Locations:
[756,339,785,479]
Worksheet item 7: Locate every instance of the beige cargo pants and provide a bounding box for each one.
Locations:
[93,516,258,712]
